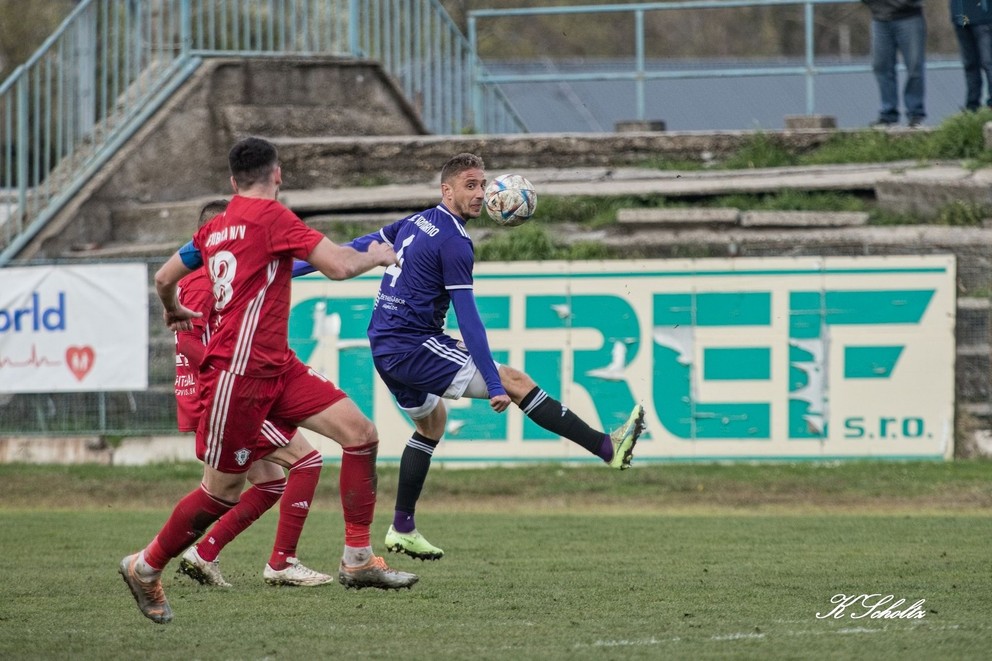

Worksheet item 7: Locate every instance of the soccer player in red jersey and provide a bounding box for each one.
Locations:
[172,199,333,588]
[119,137,417,625]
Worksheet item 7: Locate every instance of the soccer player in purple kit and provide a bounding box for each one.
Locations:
[340,153,645,560]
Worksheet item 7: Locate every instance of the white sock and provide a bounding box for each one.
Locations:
[135,551,161,579]
[342,545,372,566]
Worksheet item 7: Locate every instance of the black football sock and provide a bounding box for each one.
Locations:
[519,386,606,454]
[393,432,439,532]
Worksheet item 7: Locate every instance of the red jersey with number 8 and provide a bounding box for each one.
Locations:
[192,195,323,378]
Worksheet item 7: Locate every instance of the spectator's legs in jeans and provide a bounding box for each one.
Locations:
[954,23,982,111]
[871,19,900,123]
[974,24,992,109]
[894,14,926,123]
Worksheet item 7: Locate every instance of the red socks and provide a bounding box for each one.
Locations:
[268,450,323,570]
[143,485,235,571]
[340,441,378,548]
[197,478,286,563]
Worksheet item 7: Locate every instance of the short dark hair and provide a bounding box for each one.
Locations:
[228,137,278,189]
[440,153,485,184]
[197,199,229,226]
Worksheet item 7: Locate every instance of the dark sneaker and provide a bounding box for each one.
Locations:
[119,553,173,624]
[339,555,419,590]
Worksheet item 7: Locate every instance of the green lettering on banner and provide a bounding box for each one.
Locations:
[788,290,934,438]
[844,346,905,379]
[286,272,947,453]
[653,292,772,440]
[288,297,376,415]
[703,347,771,380]
[526,294,641,436]
[447,295,511,331]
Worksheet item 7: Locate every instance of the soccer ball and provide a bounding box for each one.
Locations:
[484,174,537,227]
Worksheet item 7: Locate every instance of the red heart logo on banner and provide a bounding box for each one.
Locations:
[66,346,95,381]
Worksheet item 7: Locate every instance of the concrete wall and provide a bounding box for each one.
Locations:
[21,57,427,260]
[270,131,844,190]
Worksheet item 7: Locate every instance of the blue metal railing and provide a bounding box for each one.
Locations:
[0,0,525,266]
[468,0,960,123]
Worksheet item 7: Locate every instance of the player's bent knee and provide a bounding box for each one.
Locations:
[247,459,285,484]
[299,398,378,448]
[416,404,447,440]
[267,437,317,467]
[338,418,378,449]
[201,467,247,504]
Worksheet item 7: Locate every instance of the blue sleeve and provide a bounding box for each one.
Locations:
[346,219,406,252]
[344,231,383,252]
[450,288,505,397]
[178,240,203,270]
[292,225,394,276]
[292,260,317,277]
[352,218,408,252]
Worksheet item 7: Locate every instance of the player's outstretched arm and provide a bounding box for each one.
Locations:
[450,288,508,412]
[293,226,396,277]
[306,236,397,280]
[154,251,201,331]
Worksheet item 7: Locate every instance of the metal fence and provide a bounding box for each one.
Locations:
[0,0,525,267]
[468,0,960,124]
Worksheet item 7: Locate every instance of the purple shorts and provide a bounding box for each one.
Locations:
[373,334,478,416]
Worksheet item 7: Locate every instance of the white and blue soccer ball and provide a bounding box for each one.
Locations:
[484,173,537,227]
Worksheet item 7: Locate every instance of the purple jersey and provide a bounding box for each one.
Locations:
[367,204,474,356]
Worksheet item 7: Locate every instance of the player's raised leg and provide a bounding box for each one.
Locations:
[120,376,257,622]
[502,365,645,469]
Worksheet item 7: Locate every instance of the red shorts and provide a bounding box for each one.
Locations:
[196,358,347,473]
[176,384,201,433]
[194,418,298,465]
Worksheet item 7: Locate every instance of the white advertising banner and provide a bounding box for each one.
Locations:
[289,255,956,463]
[0,264,148,393]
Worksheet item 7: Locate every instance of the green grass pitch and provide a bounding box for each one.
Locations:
[0,461,989,660]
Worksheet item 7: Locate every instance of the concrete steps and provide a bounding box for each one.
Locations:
[63,161,936,256]
[616,207,869,229]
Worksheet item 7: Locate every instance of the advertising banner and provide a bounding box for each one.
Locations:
[0,264,148,393]
[290,255,956,463]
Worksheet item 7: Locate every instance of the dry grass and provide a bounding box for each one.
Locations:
[3,460,991,514]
